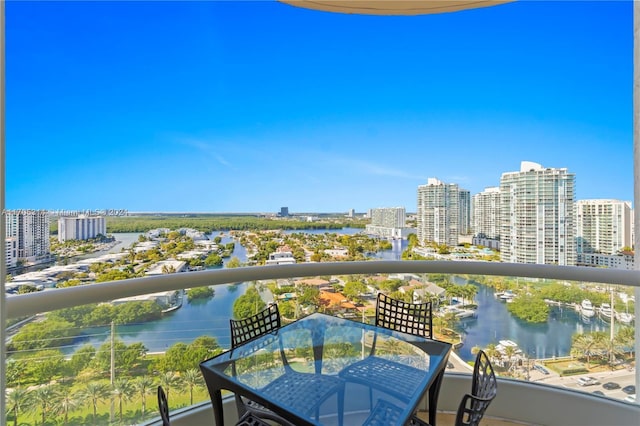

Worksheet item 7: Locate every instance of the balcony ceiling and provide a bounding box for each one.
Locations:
[279,0,514,15]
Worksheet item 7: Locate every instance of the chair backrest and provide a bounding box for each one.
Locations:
[455,350,498,426]
[157,385,170,426]
[375,293,432,339]
[230,303,281,348]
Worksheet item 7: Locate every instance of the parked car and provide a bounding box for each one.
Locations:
[602,382,620,390]
[534,364,550,375]
[622,385,636,395]
[592,390,605,396]
[624,394,636,403]
[577,377,599,386]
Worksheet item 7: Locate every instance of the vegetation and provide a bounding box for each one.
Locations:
[101,215,361,233]
[186,286,215,301]
[506,296,550,323]
[232,285,266,319]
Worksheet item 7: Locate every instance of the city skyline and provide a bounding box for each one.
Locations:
[5,1,633,213]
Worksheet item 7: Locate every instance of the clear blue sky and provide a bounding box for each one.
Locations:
[5,1,633,213]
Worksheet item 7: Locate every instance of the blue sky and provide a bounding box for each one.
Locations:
[5,1,633,213]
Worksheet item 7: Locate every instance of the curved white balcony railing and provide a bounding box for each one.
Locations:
[5,261,640,426]
[7,261,640,318]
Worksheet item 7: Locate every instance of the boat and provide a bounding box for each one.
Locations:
[440,305,477,319]
[496,339,523,356]
[499,290,515,302]
[617,312,635,325]
[599,303,613,319]
[580,299,595,317]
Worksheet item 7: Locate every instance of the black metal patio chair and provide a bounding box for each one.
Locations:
[410,350,497,426]
[157,385,170,426]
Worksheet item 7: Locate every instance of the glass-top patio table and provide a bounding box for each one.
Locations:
[200,312,452,426]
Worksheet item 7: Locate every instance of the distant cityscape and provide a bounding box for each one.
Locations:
[4,160,634,273]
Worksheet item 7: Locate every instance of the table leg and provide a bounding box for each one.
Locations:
[213,389,224,426]
[428,369,446,426]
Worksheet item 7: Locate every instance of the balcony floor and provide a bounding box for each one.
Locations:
[414,411,534,426]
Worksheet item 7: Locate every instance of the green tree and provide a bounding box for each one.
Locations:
[112,378,135,423]
[69,344,96,376]
[31,384,56,426]
[158,371,182,401]
[182,368,204,405]
[186,286,215,301]
[133,376,155,418]
[571,333,602,368]
[233,286,266,319]
[52,388,82,426]
[6,386,30,426]
[343,281,367,302]
[226,256,242,268]
[80,382,110,425]
[204,253,223,267]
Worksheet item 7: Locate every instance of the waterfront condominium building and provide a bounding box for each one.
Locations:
[459,189,471,235]
[5,209,51,262]
[365,207,414,239]
[58,215,107,242]
[417,178,463,247]
[472,187,502,239]
[500,161,576,266]
[575,199,632,256]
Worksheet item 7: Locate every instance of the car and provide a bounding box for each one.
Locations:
[602,382,620,390]
[624,394,636,403]
[446,362,454,369]
[592,390,605,396]
[577,376,599,386]
[622,385,636,395]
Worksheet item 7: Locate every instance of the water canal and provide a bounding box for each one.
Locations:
[70,230,616,362]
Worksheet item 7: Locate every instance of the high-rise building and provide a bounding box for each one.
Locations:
[58,215,107,242]
[576,199,632,256]
[417,178,462,246]
[459,189,471,235]
[370,207,406,228]
[5,237,17,268]
[5,210,51,262]
[500,161,575,265]
[279,207,289,217]
[472,187,501,239]
[365,207,414,239]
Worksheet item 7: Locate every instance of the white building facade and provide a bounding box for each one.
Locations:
[417,178,462,247]
[58,215,107,242]
[458,189,471,235]
[5,237,17,268]
[575,199,632,257]
[500,161,576,266]
[5,210,51,262]
[472,186,501,240]
[365,207,415,239]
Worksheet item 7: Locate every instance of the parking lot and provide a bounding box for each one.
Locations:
[536,367,636,402]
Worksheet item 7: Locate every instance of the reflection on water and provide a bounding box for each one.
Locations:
[454,281,613,362]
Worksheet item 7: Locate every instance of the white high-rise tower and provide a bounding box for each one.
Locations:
[576,199,632,255]
[417,178,462,247]
[500,161,576,265]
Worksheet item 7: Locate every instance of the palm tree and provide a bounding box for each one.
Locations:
[570,333,602,368]
[158,371,182,401]
[112,378,135,423]
[52,388,82,425]
[133,376,155,418]
[181,369,204,405]
[616,325,635,356]
[503,345,518,373]
[81,382,110,425]
[30,384,56,425]
[6,386,30,426]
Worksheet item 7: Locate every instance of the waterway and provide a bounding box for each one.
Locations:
[65,230,615,362]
